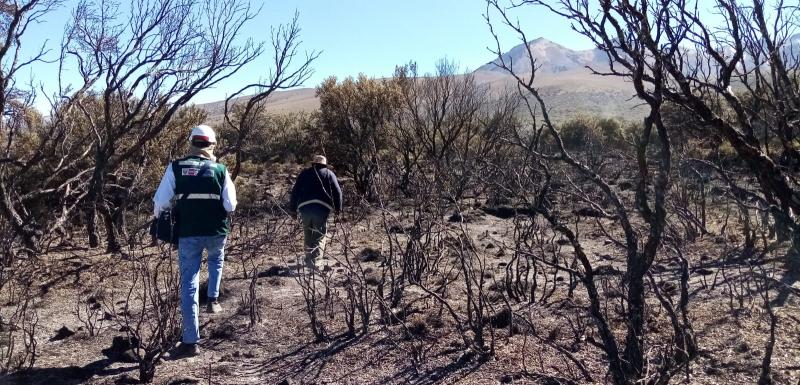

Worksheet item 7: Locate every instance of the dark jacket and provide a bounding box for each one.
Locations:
[290,165,342,214]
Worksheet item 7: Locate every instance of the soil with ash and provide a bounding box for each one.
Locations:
[2,185,799,385]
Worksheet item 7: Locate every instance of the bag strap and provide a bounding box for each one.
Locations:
[313,166,334,202]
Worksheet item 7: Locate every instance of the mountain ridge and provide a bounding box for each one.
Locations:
[207,35,800,122]
[475,37,608,74]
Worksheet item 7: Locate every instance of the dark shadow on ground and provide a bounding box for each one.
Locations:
[237,323,486,384]
[770,270,799,307]
[38,263,93,295]
[388,351,488,385]
[242,332,368,383]
[2,358,135,385]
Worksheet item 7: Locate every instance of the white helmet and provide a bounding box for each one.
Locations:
[189,125,216,143]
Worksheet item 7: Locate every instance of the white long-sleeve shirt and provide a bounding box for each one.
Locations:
[153,163,237,217]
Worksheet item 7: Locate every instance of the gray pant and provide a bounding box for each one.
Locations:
[300,204,329,266]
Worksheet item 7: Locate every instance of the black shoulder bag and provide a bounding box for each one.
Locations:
[149,161,184,245]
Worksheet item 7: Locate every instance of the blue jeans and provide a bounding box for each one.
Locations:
[178,235,226,344]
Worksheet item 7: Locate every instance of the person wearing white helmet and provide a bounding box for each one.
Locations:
[153,124,237,359]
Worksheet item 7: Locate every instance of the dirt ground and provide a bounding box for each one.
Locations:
[2,173,800,385]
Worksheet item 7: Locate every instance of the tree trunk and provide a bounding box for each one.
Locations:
[0,182,38,254]
[231,146,243,181]
[773,210,793,242]
[623,266,646,381]
[788,229,800,277]
[399,160,412,197]
[85,201,101,248]
[86,148,111,249]
[104,188,131,253]
[101,206,122,253]
[138,359,156,383]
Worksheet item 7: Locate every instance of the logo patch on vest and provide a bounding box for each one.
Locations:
[182,168,200,176]
[181,167,215,177]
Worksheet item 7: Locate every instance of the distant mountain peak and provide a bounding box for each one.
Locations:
[476,38,606,74]
[528,37,550,44]
[527,37,561,46]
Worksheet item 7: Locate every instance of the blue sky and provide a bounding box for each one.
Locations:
[22,0,595,111]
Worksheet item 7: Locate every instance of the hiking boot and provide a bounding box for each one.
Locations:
[207,299,222,314]
[163,343,199,360]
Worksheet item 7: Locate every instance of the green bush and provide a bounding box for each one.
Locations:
[557,115,626,150]
[219,110,320,165]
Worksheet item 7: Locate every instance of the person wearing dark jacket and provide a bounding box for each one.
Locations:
[289,155,343,268]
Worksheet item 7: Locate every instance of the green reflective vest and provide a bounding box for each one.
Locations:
[172,156,230,237]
